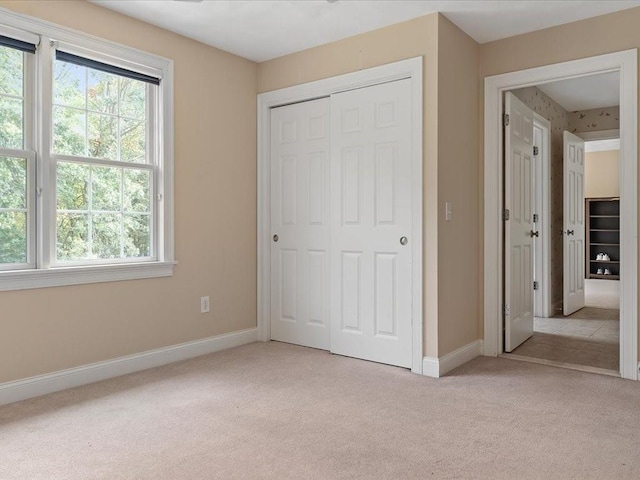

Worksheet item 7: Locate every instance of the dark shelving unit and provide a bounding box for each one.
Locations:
[586,198,620,280]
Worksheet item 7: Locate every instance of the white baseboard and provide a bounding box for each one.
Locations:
[0,327,258,407]
[422,340,484,378]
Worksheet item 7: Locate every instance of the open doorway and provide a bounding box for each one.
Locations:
[504,77,621,374]
[483,50,638,380]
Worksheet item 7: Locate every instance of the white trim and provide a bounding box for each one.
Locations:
[257,57,423,373]
[0,8,175,288]
[0,8,170,73]
[483,49,638,380]
[0,327,257,406]
[0,261,176,292]
[584,138,620,153]
[533,113,551,318]
[578,129,620,141]
[422,340,484,378]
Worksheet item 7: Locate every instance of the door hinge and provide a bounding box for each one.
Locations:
[533,213,539,223]
[503,113,510,127]
[504,304,510,317]
[533,281,539,291]
[503,209,510,221]
[533,146,539,156]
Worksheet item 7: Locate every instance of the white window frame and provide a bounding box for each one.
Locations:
[0,8,175,291]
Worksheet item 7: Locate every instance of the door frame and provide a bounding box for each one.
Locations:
[257,57,424,373]
[483,50,638,380]
[532,113,552,319]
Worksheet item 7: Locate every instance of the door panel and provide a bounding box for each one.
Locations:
[505,92,535,352]
[563,131,586,316]
[270,98,330,350]
[330,79,413,368]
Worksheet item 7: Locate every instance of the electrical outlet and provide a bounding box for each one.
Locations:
[200,296,210,314]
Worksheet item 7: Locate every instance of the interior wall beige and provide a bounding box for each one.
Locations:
[0,1,258,383]
[480,6,640,354]
[585,150,620,198]
[436,16,480,356]
[259,14,442,357]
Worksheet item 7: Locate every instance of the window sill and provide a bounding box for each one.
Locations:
[0,261,176,292]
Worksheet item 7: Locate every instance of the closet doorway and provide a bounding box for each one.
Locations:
[258,58,424,373]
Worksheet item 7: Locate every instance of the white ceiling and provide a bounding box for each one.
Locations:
[537,72,620,111]
[90,0,640,62]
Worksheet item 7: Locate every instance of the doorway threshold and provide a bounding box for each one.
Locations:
[500,353,620,377]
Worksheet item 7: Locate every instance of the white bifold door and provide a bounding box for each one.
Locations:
[563,131,586,316]
[504,92,535,352]
[270,79,414,368]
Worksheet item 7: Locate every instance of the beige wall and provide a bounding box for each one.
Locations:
[0,1,258,383]
[436,16,480,355]
[480,6,640,354]
[585,150,620,198]
[6,2,638,384]
[259,14,480,358]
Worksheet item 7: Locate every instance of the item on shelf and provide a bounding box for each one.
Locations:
[604,268,612,275]
[597,268,604,275]
[596,253,603,261]
[602,253,610,261]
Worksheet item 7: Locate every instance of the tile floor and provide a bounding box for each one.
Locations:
[511,307,619,371]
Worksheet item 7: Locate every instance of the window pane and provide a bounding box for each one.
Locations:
[57,162,89,210]
[53,106,86,156]
[92,213,121,259]
[0,46,23,97]
[0,96,23,149]
[87,112,117,159]
[92,165,121,211]
[124,169,150,212]
[56,212,89,261]
[88,69,119,114]
[53,61,86,108]
[0,157,26,209]
[53,58,151,164]
[120,78,146,119]
[120,117,146,162]
[124,214,150,257]
[0,211,27,264]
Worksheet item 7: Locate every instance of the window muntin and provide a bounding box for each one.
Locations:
[52,56,155,264]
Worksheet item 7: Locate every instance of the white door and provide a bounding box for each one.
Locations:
[504,92,535,352]
[563,131,586,316]
[270,98,331,350]
[329,79,413,368]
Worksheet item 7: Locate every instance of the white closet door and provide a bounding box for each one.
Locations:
[270,98,331,350]
[329,79,413,368]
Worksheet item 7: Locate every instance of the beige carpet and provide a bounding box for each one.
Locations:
[2,342,640,479]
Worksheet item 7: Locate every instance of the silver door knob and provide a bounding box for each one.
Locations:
[400,236,408,246]
[566,230,574,236]
[273,234,279,242]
